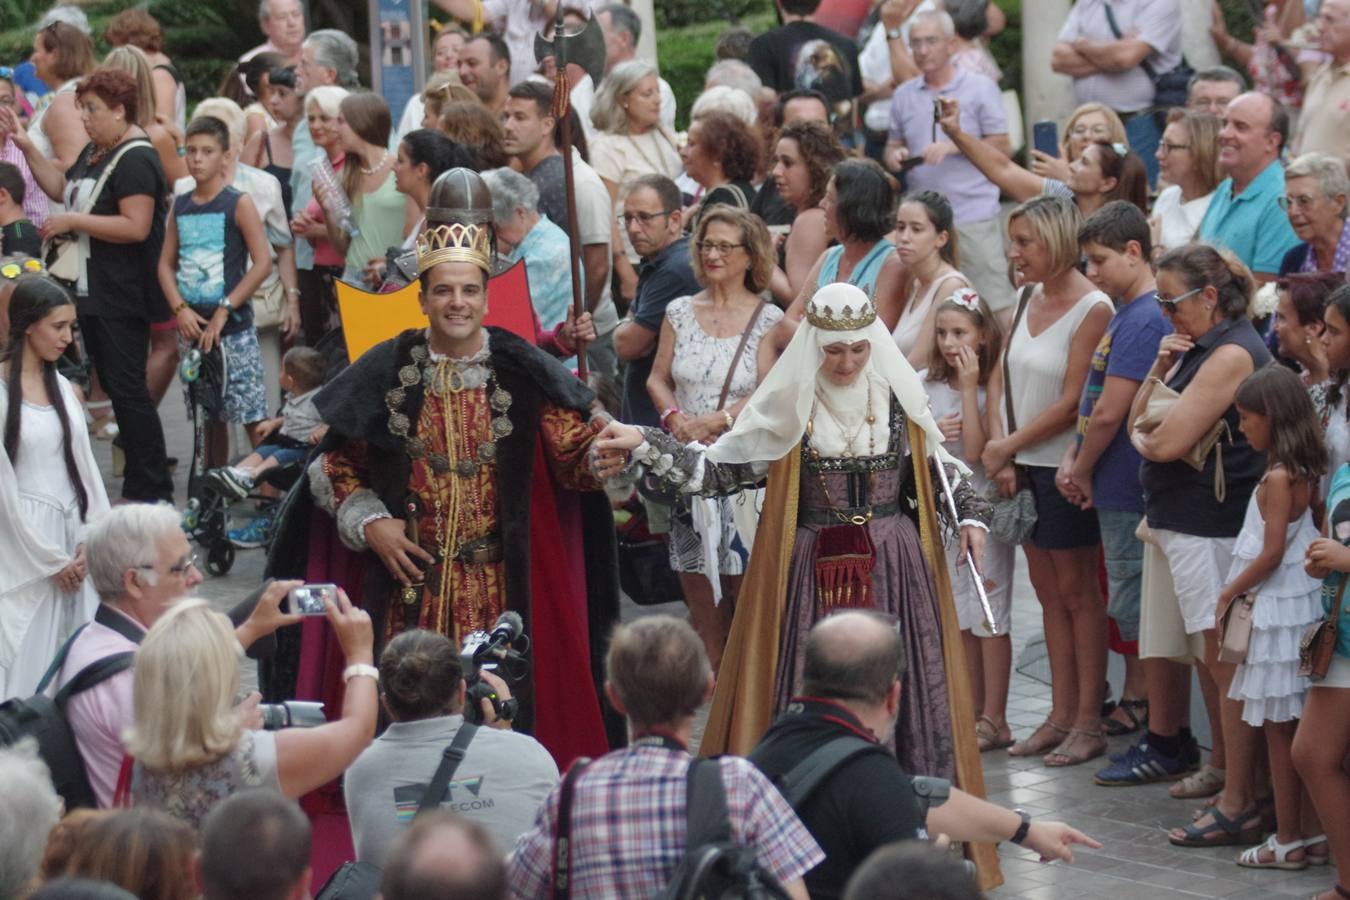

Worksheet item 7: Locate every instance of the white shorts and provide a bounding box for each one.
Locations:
[948,533,1014,637]
[1320,654,1350,689]
[1152,528,1237,635]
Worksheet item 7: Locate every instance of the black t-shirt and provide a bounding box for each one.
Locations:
[65,140,170,321]
[749,698,927,900]
[526,153,567,230]
[1,219,41,257]
[748,21,863,111]
[750,178,795,228]
[621,239,701,427]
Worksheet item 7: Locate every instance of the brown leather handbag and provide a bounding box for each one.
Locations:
[1299,579,1346,681]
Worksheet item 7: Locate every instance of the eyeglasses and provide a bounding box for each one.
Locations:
[1070,125,1112,138]
[1156,286,1203,312]
[1159,141,1190,154]
[618,210,672,227]
[1280,193,1322,211]
[137,553,199,577]
[697,241,746,257]
[0,259,42,280]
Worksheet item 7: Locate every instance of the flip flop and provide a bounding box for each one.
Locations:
[1008,719,1070,758]
[1170,805,1263,848]
[1043,728,1107,768]
[975,714,1014,752]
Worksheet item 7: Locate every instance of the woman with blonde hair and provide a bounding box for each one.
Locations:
[101,45,186,182]
[1032,102,1128,185]
[104,7,184,130]
[590,60,681,303]
[1152,110,1223,256]
[24,21,96,175]
[419,72,477,129]
[128,595,377,829]
[986,195,1114,766]
[646,206,783,670]
[290,84,348,342]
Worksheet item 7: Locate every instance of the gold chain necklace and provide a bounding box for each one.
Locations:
[805,385,878,525]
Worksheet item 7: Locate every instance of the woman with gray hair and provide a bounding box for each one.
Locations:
[0,741,62,900]
[1279,151,1350,276]
[481,167,576,336]
[590,60,681,304]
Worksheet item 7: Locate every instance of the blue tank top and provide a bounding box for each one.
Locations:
[173,185,253,336]
[816,239,894,297]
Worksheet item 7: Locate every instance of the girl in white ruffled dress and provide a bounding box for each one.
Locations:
[1218,366,1326,871]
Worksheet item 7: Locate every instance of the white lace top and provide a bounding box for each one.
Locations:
[666,296,783,416]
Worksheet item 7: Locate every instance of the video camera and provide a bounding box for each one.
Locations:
[460,610,531,725]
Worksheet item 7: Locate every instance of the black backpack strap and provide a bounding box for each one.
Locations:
[415,722,479,817]
[778,735,879,809]
[552,757,591,900]
[95,604,147,645]
[34,623,91,695]
[53,652,135,706]
[684,757,732,848]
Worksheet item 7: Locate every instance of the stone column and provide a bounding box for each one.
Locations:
[630,0,658,66]
[1021,0,1075,134]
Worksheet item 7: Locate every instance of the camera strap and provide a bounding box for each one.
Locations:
[415,722,480,817]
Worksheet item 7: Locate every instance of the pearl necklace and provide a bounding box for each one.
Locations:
[361,150,390,176]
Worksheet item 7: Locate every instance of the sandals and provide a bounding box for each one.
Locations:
[1008,719,1069,757]
[1102,698,1149,736]
[1169,805,1264,848]
[1237,834,1308,870]
[1170,765,1226,799]
[1043,728,1107,768]
[1304,835,1330,866]
[975,715,1014,752]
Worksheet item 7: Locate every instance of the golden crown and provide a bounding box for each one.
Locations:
[805,294,877,331]
[415,223,492,276]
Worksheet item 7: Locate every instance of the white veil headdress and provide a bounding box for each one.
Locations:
[706,282,966,473]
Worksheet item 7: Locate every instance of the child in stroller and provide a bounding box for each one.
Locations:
[207,346,327,548]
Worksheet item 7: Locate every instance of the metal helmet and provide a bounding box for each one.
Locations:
[425,167,494,229]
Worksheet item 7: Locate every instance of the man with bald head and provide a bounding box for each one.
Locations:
[749,611,1099,900]
[1196,91,1300,279]
[380,811,507,900]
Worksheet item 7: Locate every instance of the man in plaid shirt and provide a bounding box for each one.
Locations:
[507,616,823,898]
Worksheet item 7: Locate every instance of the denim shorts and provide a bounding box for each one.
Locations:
[1098,508,1144,641]
[1026,465,1101,550]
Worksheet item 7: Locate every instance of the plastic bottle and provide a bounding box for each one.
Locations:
[310,156,360,237]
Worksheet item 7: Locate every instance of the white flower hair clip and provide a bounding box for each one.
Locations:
[945,287,982,312]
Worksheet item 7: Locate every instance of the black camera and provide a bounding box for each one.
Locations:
[259,700,327,730]
[460,611,530,725]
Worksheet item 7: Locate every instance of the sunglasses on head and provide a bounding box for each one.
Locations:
[0,258,42,280]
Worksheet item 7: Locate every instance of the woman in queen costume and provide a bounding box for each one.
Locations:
[595,282,993,794]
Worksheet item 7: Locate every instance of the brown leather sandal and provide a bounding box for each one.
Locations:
[1007,719,1070,757]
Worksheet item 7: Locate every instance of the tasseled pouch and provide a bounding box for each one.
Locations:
[815,522,876,612]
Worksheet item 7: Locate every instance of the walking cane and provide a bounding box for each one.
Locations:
[932,460,998,635]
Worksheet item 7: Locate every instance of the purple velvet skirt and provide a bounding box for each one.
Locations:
[776,465,956,779]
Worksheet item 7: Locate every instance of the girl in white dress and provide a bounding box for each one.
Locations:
[921,287,1016,752]
[1218,366,1325,869]
[0,274,109,700]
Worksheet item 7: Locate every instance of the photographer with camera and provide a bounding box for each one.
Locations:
[344,628,558,865]
[128,589,376,829]
[52,503,306,808]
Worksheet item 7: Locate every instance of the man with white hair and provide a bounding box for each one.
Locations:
[0,741,62,900]
[54,503,301,807]
[240,0,306,65]
[599,4,676,130]
[1292,0,1350,165]
[482,167,577,335]
[298,28,359,92]
[884,9,1013,313]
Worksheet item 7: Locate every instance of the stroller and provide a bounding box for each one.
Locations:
[179,347,301,575]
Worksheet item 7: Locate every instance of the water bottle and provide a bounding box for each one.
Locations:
[310,157,360,237]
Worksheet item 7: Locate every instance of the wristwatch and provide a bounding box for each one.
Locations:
[217,296,231,309]
[1009,808,1032,845]
[342,663,379,683]
[886,25,904,40]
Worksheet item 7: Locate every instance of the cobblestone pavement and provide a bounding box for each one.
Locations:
[91,395,1328,898]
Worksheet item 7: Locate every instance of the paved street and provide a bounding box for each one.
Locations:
[89,392,1330,898]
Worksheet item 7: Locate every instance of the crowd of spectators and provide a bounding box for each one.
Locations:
[2,0,1350,897]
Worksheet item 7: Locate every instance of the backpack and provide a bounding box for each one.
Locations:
[0,614,136,810]
[654,759,793,900]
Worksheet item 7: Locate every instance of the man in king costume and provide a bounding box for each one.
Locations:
[268,170,623,765]
[595,282,1001,887]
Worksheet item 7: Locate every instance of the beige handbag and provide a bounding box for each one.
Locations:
[1218,592,1255,664]
[1132,376,1232,502]
[251,278,286,330]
